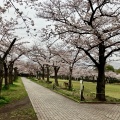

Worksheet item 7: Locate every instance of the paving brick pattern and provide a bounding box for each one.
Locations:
[21,77,120,120]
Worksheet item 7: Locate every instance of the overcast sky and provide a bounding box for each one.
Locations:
[0,1,120,69]
[1,1,49,45]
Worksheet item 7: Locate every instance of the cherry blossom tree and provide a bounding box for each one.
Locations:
[27,42,55,83]
[27,43,47,80]
[1,0,120,101]
[7,44,28,84]
[0,38,16,89]
[51,43,84,90]
[0,16,29,88]
[0,5,17,90]
[0,0,36,89]
[35,0,120,101]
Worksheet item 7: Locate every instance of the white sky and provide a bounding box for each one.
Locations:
[109,61,120,69]
[1,1,50,46]
[0,0,120,69]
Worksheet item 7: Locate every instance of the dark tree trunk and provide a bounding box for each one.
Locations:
[8,62,14,84]
[36,71,41,80]
[54,66,60,86]
[14,67,18,81]
[9,71,13,84]
[36,71,39,79]
[41,66,45,80]
[46,65,49,83]
[0,77,3,97]
[96,43,106,101]
[3,62,9,89]
[68,66,73,90]
[0,58,3,96]
[96,65,106,101]
[2,38,16,60]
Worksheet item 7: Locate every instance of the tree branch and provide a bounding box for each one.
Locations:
[72,49,80,67]
[76,46,99,67]
[105,48,120,59]
[88,0,94,12]
[2,38,16,60]
[105,41,120,49]
[87,0,109,27]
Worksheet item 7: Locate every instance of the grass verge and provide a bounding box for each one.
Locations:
[29,77,120,103]
[0,77,38,120]
[0,77,27,106]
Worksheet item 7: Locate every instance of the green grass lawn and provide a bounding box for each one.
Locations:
[106,84,120,99]
[0,77,37,120]
[0,77,27,105]
[29,77,120,103]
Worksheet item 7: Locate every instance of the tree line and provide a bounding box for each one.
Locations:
[0,0,120,101]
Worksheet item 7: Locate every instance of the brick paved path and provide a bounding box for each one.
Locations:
[21,77,120,120]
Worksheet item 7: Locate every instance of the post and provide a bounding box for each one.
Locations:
[80,80,85,101]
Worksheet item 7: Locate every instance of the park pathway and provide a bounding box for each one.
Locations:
[21,77,120,120]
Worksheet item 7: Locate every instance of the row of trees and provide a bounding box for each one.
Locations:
[26,0,120,101]
[105,64,120,74]
[26,42,120,81]
[0,1,32,95]
[1,0,120,101]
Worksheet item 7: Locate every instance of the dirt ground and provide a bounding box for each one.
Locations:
[0,97,38,120]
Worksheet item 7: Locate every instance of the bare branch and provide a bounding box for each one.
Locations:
[105,48,120,59]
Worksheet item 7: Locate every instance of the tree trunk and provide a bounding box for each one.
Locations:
[46,65,49,83]
[42,66,45,80]
[68,66,73,90]
[96,43,106,101]
[8,62,14,84]
[14,67,18,81]
[3,62,9,89]
[0,69,3,97]
[0,58,3,97]
[38,71,41,80]
[96,66,106,101]
[2,38,16,60]
[36,71,41,80]
[36,71,39,79]
[54,66,60,86]
[9,71,13,84]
